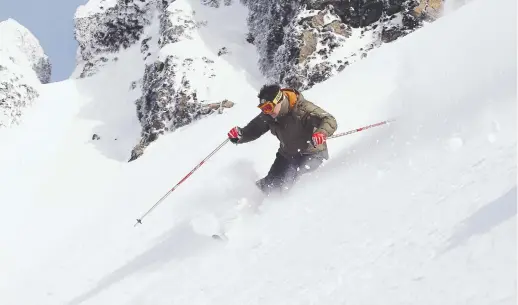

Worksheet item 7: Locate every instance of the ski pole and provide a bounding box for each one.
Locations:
[134,138,230,227]
[329,119,395,139]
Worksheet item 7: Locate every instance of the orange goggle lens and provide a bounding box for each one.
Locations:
[258,101,275,114]
[258,91,283,114]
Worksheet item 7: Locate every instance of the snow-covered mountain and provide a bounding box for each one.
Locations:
[71,0,446,160]
[244,0,443,89]
[0,18,51,127]
[0,0,515,303]
[73,0,257,160]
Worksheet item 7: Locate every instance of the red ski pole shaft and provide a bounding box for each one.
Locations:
[134,138,230,226]
[329,119,395,139]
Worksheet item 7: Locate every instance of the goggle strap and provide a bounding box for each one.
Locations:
[272,90,283,104]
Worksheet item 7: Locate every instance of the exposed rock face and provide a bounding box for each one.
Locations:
[130,0,235,161]
[0,19,51,128]
[74,0,153,78]
[243,0,443,90]
[0,69,40,128]
[135,56,212,147]
[32,57,52,84]
[74,0,234,161]
[277,6,353,89]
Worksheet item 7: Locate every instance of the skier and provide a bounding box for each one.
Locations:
[227,84,338,196]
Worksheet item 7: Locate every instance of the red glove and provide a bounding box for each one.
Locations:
[228,126,242,144]
[311,132,327,146]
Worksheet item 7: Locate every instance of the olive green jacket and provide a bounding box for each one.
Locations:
[238,89,337,159]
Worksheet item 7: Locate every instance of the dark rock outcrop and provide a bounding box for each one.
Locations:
[74,0,234,161]
[74,0,153,77]
[243,0,443,90]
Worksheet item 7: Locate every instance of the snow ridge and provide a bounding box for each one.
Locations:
[0,18,51,128]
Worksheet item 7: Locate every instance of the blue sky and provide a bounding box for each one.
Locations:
[0,0,88,82]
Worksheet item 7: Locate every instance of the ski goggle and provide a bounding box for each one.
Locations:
[258,91,283,114]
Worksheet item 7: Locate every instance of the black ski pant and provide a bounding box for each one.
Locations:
[256,152,324,195]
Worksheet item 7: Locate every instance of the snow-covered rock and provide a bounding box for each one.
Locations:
[130,0,237,161]
[243,0,443,89]
[0,18,51,128]
[74,0,153,78]
[74,0,238,161]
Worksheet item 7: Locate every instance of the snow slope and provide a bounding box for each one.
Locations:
[0,0,515,304]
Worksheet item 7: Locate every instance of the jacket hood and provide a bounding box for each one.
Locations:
[276,89,299,118]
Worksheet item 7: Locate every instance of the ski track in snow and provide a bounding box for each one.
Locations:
[0,0,516,304]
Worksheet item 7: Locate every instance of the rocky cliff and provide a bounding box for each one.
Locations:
[74,0,235,161]
[243,0,443,89]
